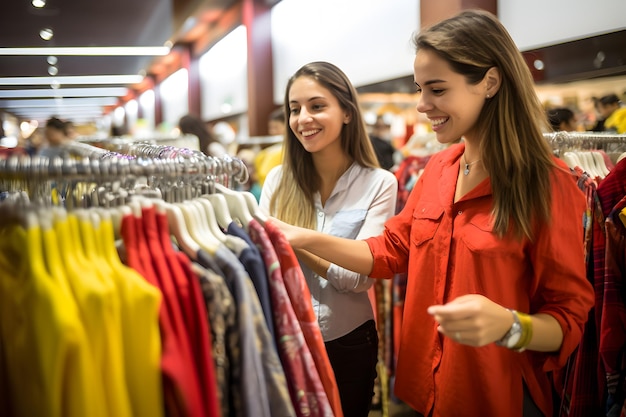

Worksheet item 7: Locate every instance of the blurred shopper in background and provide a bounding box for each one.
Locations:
[546,107,578,131]
[178,114,227,157]
[368,115,396,170]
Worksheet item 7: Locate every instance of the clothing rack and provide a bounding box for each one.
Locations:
[0,141,249,208]
[544,131,626,153]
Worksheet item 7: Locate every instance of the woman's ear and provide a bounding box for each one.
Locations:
[484,67,501,98]
[344,112,352,124]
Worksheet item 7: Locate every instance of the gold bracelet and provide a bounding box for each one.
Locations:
[513,312,533,352]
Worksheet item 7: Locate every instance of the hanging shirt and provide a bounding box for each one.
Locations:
[91,213,163,417]
[227,222,275,338]
[197,246,295,417]
[365,143,594,417]
[0,220,106,417]
[258,220,341,417]
[192,261,238,417]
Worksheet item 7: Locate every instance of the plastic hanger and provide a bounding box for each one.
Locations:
[241,190,268,224]
[175,200,220,254]
[202,193,233,229]
[591,151,610,178]
[562,151,580,170]
[215,183,253,230]
[194,198,229,243]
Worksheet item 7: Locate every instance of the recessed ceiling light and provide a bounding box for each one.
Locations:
[47,56,57,65]
[47,66,58,76]
[39,28,54,41]
[32,0,46,8]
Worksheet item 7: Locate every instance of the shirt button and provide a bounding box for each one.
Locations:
[458,210,462,215]
[318,211,324,217]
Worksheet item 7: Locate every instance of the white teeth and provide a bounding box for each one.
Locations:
[431,118,448,127]
[302,129,319,137]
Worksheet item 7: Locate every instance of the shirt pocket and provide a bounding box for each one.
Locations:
[410,202,444,247]
[460,213,522,258]
[330,209,367,239]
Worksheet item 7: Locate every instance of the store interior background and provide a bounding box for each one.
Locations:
[0,0,625,152]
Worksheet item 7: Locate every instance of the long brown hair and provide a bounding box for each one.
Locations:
[269,61,379,229]
[414,10,555,240]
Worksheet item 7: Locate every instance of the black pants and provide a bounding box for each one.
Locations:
[325,319,378,417]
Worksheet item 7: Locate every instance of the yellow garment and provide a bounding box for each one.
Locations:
[0,219,107,417]
[94,212,164,417]
[605,107,626,134]
[55,212,131,417]
[254,143,283,186]
[620,207,626,228]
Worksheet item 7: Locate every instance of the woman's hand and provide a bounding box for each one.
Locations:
[427,294,513,347]
[267,216,302,247]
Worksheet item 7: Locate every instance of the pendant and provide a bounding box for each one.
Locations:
[464,164,470,176]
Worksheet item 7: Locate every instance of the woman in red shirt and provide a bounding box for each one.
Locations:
[269,9,594,417]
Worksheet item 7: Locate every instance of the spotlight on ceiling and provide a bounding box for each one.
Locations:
[39,28,54,41]
[32,0,46,8]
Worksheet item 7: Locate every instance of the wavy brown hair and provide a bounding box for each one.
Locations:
[269,61,380,229]
[414,9,555,240]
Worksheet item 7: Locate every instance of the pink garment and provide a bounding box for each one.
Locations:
[248,219,335,417]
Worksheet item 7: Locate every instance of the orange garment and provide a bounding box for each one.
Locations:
[366,143,594,417]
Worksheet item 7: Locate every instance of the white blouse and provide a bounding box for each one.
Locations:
[260,163,398,341]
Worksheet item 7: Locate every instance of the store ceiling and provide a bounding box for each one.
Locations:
[0,0,238,124]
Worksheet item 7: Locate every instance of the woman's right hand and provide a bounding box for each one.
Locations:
[268,216,301,246]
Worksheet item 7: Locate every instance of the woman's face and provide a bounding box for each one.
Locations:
[413,49,488,144]
[287,76,349,155]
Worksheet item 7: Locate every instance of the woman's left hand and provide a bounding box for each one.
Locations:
[427,294,513,347]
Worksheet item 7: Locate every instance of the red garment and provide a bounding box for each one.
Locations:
[365,143,594,417]
[152,206,221,417]
[120,212,200,417]
[260,220,343,417]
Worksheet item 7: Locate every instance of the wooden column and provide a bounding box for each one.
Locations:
[181,43,202,117]
[420,0,497,28]
[242,0,274,136]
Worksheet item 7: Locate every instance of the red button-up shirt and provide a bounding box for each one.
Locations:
[366,143,594,417]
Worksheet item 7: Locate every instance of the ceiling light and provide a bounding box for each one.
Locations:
[50,80,60,89]
[47,56,57,65]
[32,0,46,7]
[0,46,170,56]
[47,66,58,76]
[0,97,120,108]
[39,28,54,41]
[0,87,128,98]
[0,74,145,85]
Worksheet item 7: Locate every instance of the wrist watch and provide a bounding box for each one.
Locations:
[496,309,522,349]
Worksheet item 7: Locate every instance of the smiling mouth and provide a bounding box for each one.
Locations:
[301,129,321,137]
[430,118,449,127]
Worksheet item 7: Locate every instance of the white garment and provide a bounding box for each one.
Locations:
[260,163,398,341]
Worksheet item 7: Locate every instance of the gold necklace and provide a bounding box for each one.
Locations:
[462,153,481,176]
